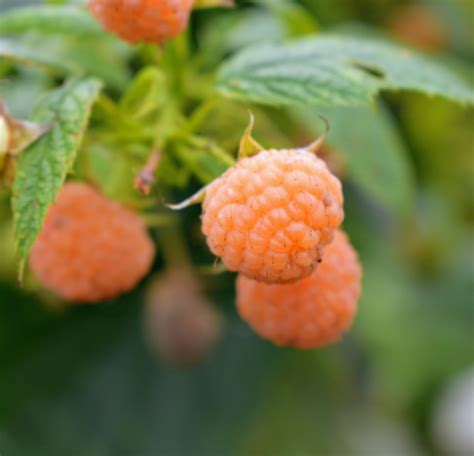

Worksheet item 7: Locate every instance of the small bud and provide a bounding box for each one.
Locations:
[144,269,223,366]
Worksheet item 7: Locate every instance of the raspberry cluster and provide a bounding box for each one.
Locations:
[88,0,193,44]
[201,145,362,349]
[30,183,155,303]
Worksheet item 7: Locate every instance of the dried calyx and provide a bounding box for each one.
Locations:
[0,100,49,187]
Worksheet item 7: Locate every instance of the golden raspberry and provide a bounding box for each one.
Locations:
[236,230,362,349]
[30,183,155,303]
[88,0,193,44]
[202,149,344,284]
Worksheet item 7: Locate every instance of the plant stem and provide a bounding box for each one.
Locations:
[155,219,191,269]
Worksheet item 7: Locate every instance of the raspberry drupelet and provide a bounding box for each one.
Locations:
[88,0,194,44]
[202,148,344,284]
[30,183,155,303]
[236,230,362,349]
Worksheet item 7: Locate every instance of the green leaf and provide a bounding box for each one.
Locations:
[0,35,131,90]
[217,35,474,107]
[294,103,415,216]
[12,78,102,279]
[0,38,79,73]
[199,10,283,67]
[0,5,131,90]
[0,5,104,38]
[256,0,319,37]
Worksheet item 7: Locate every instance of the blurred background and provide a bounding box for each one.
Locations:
[0,0,473,455]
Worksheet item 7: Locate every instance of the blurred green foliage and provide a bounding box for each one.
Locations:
[0,0,473,455]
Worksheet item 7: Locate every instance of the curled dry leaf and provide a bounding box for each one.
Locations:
[0,100,49,187]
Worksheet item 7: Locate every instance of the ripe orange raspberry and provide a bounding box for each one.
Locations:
[30,183,155,303]
[88,0,193,44]
[387,5,447,52]
[202,149,344,284]
[236,230,362,349]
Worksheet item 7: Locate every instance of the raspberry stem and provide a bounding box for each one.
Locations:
[185,97,220,134]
